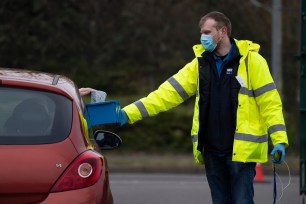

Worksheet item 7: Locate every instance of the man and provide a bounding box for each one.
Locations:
[119,11,288,204]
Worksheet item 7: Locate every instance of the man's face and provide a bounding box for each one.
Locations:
[200,18,220,43]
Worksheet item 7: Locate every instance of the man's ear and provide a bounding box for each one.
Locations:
[221,26,228,37]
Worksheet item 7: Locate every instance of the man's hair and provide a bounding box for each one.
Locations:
[198,11,232,37]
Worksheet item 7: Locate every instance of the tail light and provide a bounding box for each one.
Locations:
[50,151,103,192]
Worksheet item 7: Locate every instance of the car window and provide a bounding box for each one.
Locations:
[0,87,72,144]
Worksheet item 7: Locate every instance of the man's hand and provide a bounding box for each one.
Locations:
[79,87,94,96]
[271,143,285,164]
[119,109,128,126]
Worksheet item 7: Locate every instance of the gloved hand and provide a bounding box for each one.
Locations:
[271,143,285,164]
[119,109,128,126]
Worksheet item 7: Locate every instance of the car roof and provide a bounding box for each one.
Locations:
[0,68,83,110]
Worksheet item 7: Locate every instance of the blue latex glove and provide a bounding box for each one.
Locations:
[271,143,285,164]
[119,109,128,126]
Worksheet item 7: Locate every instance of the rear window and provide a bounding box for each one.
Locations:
[0,87,72,144]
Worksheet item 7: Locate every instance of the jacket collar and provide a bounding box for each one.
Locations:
[198,38,241,63]
[193,38,260,58]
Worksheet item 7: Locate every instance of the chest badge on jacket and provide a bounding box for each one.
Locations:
[226,68,233,75]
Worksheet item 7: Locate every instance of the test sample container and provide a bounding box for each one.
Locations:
[84,100,120,128]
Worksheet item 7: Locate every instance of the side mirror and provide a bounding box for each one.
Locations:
[94,130,122,150]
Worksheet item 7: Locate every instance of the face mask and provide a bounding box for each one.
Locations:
[200,34,217,52]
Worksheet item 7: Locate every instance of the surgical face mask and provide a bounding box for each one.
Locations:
[200,27,224,52]
[200,34,217,52]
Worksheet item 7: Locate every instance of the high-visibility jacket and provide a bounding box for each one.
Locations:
[123,39,289,165]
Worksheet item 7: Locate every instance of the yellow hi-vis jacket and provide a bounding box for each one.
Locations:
[123,39,289,165]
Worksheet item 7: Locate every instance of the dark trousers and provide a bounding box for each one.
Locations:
[203,151,256,204]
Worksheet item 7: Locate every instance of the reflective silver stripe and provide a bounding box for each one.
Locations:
[239,83,276,97]
[239,87,254,97]
[191,135,198,142]
[253,83,276,97]
[235,133,268,143]
[133,100,149,118]
[167,77,189,101]
[268,124,286,135]
[245,55,249,87]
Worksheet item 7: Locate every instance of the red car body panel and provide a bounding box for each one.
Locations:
[0,139,78,203]
[0,139,78,193]
[0,68,113,204]
[42,177,109,204]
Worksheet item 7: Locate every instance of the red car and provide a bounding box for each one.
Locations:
[0,68,121,204]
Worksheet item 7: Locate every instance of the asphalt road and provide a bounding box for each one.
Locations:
[110,173,300,204]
